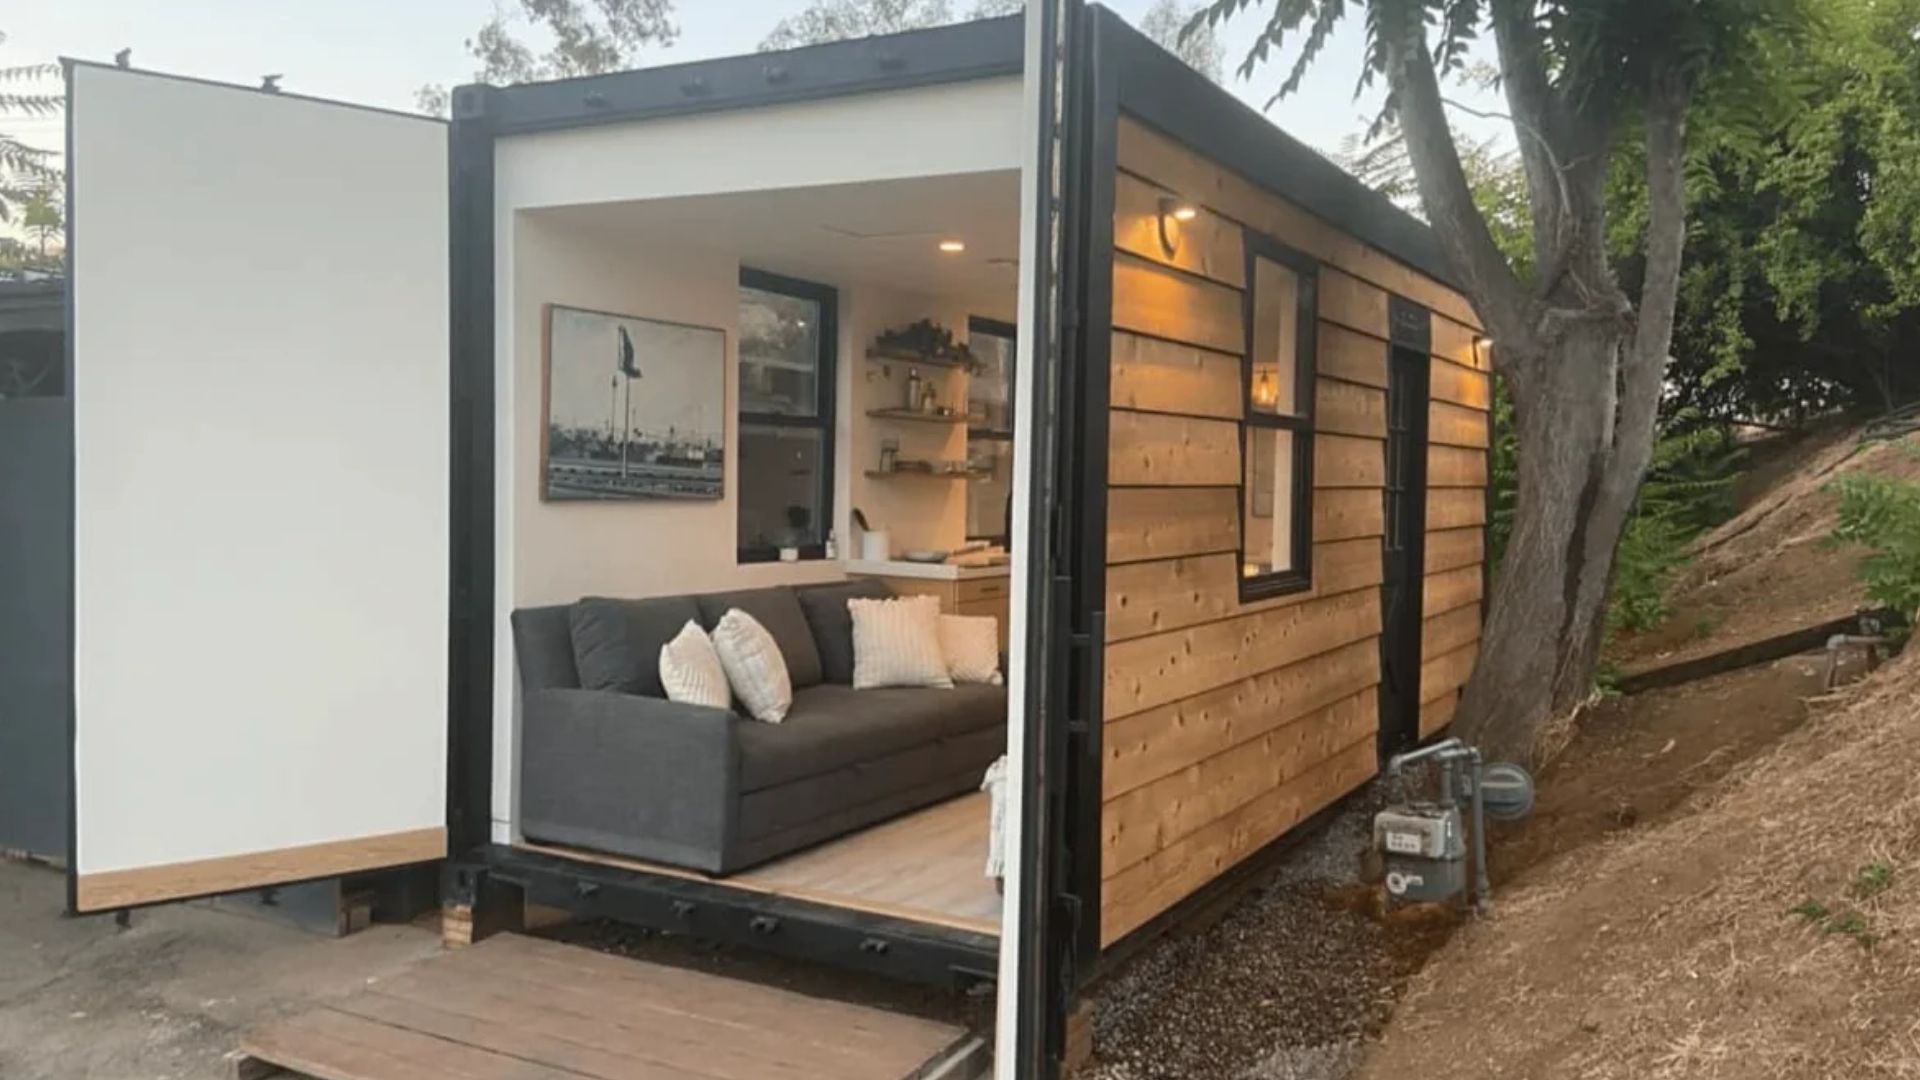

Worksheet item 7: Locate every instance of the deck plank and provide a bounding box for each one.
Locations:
[237,935,971,1080]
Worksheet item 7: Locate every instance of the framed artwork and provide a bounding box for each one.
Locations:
[541,303,726,501]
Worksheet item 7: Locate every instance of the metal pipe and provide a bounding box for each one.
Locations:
[1468,751,1491,913]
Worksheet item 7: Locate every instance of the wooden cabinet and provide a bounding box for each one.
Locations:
[852,572,1012,651]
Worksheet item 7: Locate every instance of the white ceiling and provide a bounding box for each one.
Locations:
[527,170,1022,304]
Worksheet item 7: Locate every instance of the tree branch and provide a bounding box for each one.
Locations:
[1383,32,1530,346]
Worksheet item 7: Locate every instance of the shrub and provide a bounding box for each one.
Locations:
[1827,468,1920,618]
[1607,425,1748,635]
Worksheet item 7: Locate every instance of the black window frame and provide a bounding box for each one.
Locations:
[736,266,839,565]
[1237,231,1319,602]
[965,315,1017,547]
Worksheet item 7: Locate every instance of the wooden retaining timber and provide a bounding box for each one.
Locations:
[1616,609,1904,695]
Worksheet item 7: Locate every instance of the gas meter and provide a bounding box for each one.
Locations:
[1373,738,1534,910]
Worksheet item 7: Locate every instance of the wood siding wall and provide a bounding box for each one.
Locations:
[1097,118,1490,947]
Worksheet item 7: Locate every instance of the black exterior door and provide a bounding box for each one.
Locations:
[1379,298,1432,756]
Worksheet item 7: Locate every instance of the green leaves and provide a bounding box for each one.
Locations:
[1827,464,1920,620]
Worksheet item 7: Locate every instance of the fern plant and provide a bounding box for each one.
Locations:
[1606,422,1747,635]
[1827,467,1920,619]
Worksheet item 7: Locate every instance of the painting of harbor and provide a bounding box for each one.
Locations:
[542,304,726,501]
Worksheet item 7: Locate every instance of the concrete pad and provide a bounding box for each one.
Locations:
[0,858,442,1079]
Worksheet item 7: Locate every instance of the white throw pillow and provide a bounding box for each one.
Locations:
[710,608,793,723]
[658,620,730,710]
[850,595,954,690]
[939,614,1002,685]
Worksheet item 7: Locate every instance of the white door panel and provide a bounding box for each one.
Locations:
[68,64,450,910]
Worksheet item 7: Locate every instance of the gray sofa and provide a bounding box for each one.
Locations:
[512,579,1007,875]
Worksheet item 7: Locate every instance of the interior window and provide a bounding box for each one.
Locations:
[737,269,837,562]
[1240,238,1316,598]
[966,317,1016,545]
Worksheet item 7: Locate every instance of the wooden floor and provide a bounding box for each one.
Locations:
[234,933,979,1080]
[519,793,1001,936]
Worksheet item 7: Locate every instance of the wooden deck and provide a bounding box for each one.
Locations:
[233,933,982,1080]
[519,793,1001,936]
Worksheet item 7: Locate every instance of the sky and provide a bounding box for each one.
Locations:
[2,0,1506,169]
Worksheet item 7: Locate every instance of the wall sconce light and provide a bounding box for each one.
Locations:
[938,239,967,254]
[1251,366,1280,409]
[1471,334,1494,370]
[1157,196,1199,255]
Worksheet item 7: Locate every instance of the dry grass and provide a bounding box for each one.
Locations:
[1357,648,1920,1079]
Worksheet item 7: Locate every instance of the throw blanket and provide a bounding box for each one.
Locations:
[982,754,1008,881]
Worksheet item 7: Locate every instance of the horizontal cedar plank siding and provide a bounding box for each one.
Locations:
[1102,734,1379,944]
[1107,486,1239,564]
[1421,603,1482,659]
[1420,692,1460,738]
[1421,641,1479,704]
[1319,322,1389,388]
[1103,688,1376,879]
[1108,410,1240,486]
[1113,169,1246,288]
[1103,588,1381,722]
[1105,537,1383,643]
[1112,253,1244,355]
[1430,400,1491,449]
[1431,357,1492,410]
[1424,527,1484,574]
[1423,565,1484,618]
[1111,332,1242,420]
[1098,121,1487,949]
[1116,118,1481,328]
[1427,488,1488,530]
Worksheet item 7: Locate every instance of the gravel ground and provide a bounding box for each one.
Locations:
[1084,781,1454,1080]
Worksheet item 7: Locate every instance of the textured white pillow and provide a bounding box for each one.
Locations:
[710,609,793,723]
[850,595,954,690]
[939,614,1002,685]
[658,620,730,710]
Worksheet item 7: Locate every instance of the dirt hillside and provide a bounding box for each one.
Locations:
[1357,429,1920,1080]
[1611,427,1920,674]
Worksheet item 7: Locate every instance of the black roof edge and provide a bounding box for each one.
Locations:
[472,14,1024,136]
[1089,7,1463,293]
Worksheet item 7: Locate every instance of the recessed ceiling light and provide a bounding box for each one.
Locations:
[938,239,967,253]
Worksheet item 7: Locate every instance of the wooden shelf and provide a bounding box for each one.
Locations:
[864,468,988,482]
[866,408,967,425]
[866,347,976,372]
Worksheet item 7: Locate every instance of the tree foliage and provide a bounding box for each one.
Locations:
[1143,1,1226,84]
[1196,0,1802,760]
[760,0,1021,50]
[0,31,60,225]
[418,0,678,114]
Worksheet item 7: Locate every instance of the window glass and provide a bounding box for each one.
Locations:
[1239,242,1315,598]
[737,270,836,561]
[738,285,821,417]
[738,424,826,551]
[1242,427,1297,578]
[1248,257,1300,419]
[967,318,1016,544]
[967,438,1013,543]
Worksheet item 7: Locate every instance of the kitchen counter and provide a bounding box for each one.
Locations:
[842,557,1012,582]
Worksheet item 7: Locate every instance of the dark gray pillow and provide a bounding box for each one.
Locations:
[694,587,824,690]
[568,595,703,698]
[794,579,895,684]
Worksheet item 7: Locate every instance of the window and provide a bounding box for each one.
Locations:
[737,268,837,562]
[965,317,1016,546]
[1239,234,1318,600]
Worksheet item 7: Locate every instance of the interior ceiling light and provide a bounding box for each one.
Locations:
[938,239,967,253]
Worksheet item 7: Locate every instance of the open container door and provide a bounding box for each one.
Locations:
[1000,0,1105,1075]
[66,62,451,912]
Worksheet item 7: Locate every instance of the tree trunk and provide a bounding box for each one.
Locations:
[1452,316,1653,764]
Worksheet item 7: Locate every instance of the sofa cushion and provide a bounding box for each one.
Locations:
[695,587,823,689]
[795,579,894,683]
[512,605,580,692]
[735,683,1007,792]
[711,609,793,723]
[569,594,702,698]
